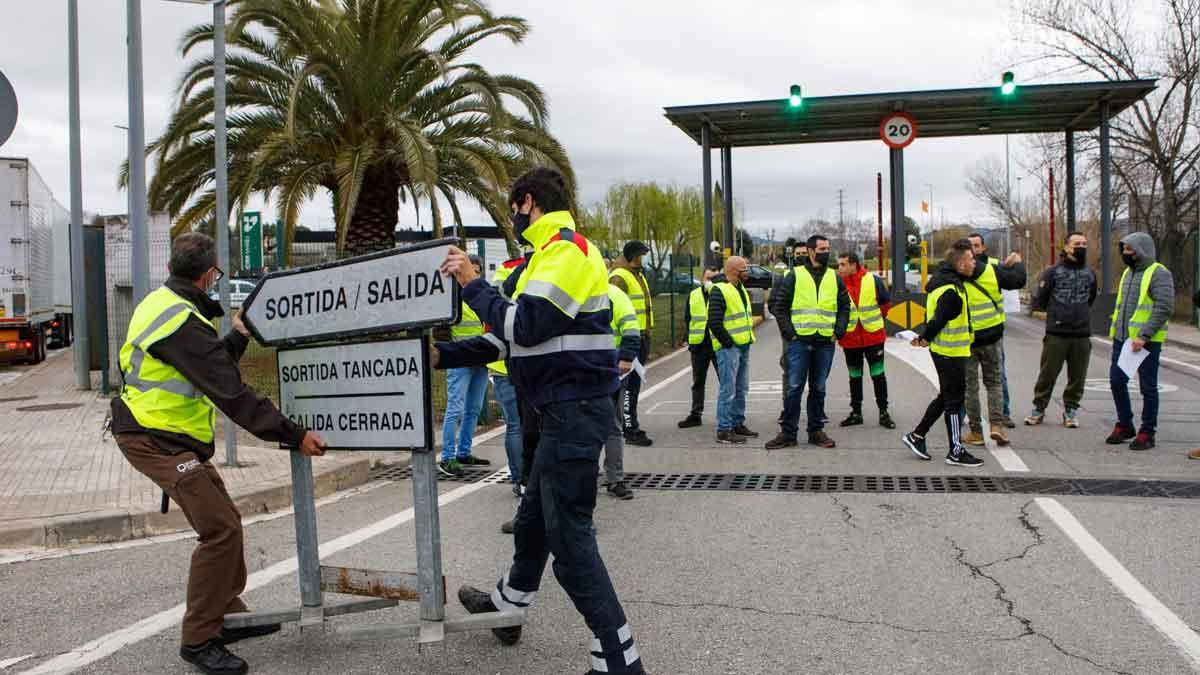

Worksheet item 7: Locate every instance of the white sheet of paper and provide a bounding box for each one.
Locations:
[620,357,648,382]
[1002,289,1021,314]
[896,330,919,342]
[1117,339,1150,379]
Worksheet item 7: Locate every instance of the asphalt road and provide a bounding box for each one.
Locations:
[4,316,1200,674]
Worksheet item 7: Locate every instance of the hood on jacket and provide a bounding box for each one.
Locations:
[925,261,964,293]
[1120,232,1157,270]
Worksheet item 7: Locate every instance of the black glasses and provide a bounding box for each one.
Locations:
[212,267,225,283]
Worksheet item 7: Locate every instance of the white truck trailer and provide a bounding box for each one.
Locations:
[0,158,72,364]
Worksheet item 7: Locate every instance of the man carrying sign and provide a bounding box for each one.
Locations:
[437,167,646,675]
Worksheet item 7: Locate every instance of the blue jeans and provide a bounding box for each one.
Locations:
[492,374,523,484]
[780,339,836,437]
[715,344,751,432]
[441,366,489,461]
[1110,340,1162,434]
[503,396,642,674]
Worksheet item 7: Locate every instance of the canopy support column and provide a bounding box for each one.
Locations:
[702,122,714,267]
[1100,101,1113,293]
[721,146,734,253]
[1065,130,1077,233]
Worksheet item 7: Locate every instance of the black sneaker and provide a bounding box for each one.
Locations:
[607,482,634,500]
[677,415,702,429]
[716,430,747,444]
[879,409,897,429]
[216,623,281,646]
[946,448,984,467]
[458,585,522,645]
[511,483,523,498]
[839,410,864,427]
[500,519,514,534]
[459,455,491,466]
[903,433,930,460]
[764,433,798,450]
[625,431,653,447]
[180,641,248,675]
[732,425,759,438]
[437,460,464,477]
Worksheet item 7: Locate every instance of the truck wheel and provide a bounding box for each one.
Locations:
[31,329,46,365]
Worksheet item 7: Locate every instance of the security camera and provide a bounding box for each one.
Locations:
[906,233,919,246]
[709,240,722,253]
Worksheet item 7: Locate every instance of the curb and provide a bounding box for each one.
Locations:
[0,454,372,550]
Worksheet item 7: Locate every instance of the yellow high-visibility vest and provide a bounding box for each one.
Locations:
[849,273,885,334]
[1110,262,1169,343]
[609,284,639,348]
[119,287,215,443]
[712,282,755,350]
[965,262,1004,332]
[687,286,708,345]
[927,284,973,358]
[790,266,838,337]
[609,267,653,330]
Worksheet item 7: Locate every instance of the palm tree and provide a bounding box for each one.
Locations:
[139,0,574,259]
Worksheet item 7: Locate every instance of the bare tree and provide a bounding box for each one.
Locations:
[1016,0,1200,290]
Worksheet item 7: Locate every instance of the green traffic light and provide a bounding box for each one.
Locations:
[789,84,803,108]
[1001,71,1016,95]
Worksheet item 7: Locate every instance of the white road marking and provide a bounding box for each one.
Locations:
[0,655,34,670]
[1036,497,1200,670]
[885,341,1030,472]
[19,474,500,675]
[1090,336,1200,376]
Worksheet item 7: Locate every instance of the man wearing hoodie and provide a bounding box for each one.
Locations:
[1027,232,1097,428]
[1107,231,1175,451]
[835,251,895,429]
[610,241,654,447]
[765,235,851,450]
[678,265,723,429]
[960,234,1026,447]
[902,240,985,468]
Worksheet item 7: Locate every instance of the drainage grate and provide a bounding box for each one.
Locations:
[369,464,497,484]
[15,402,83,412]
[367,466,1200,501]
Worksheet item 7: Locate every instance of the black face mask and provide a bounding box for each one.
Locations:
[1122,252,1138,267]
[512,211,531,239]
[1072,247,1087,264]
[813,252,831,267]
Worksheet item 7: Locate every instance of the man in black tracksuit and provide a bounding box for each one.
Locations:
[1027,232,1097,428]
[678,265,722,428]
[902,241,985,467]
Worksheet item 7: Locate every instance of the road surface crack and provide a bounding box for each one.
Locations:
[947,501,1132,675]
[830,495,858,529]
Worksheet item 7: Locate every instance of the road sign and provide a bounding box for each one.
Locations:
[880,112,918,149]
[242,239,459,346]
[241,211,263,271]
[0,70,17,148]
[277,337,432,450]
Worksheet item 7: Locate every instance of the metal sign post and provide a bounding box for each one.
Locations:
[226,241,521,644]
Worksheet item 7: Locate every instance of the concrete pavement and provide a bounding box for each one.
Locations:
[4,315,1200,674]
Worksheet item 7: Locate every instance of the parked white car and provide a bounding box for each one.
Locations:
[208,279,256,310]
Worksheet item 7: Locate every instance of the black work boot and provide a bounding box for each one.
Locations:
[217,622,281,646]
[878,408,897,429]
[839,409,864,427]
[677,414,702,428]
[458,585,523,645]
[180,641,248,675]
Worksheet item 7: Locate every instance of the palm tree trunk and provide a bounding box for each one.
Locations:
[344,169,400,257]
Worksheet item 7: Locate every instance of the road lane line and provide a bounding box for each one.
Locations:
[885,341,1030,472]
[20,349,703,673]
[0,655,34,670]
[20,474,500,675]
[1036,497,1200,670]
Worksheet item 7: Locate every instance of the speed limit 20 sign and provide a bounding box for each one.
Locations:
[880,113,918,149]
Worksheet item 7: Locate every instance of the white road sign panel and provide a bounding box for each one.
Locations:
[278,337,431,451]
[243,239,459,346]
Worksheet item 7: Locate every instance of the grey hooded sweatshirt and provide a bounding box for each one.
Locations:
[1112,232,1175,342]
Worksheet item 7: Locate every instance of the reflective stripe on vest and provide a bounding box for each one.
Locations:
[849,273,885,334]
[608,284,639,348]
[712,282,755,350]
[687,286,708,345]
[119,287,215,443]
[965,263,1004,332]
[609,267,652,330]
[1110,262,1169,343]
[926,284,973,357]
[791,266,838,337]
[451,302,485,340]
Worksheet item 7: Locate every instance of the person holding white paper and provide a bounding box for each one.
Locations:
[1107,232,1175,451]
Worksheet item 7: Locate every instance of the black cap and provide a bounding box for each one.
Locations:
[623,240,650,260]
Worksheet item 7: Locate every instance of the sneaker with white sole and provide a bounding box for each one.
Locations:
[946,448,984,467]
[903,432,930,460]
[1025,408,1045,425]
[1063,409,1079,428]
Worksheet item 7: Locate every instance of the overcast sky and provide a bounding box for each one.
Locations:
[0,0,1038,238]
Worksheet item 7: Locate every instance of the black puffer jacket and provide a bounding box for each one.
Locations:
[1033,253,1097,337]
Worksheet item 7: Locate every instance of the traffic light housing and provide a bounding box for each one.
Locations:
[1001,71,1016,96]
[789,84,803,108]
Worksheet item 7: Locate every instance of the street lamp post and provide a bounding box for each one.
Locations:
[67,0,91,390]
[126,0,150,304]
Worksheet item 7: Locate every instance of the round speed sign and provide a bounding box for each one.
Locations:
[880,113,917,149]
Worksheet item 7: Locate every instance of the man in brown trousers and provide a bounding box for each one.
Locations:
[110,233,326,675]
